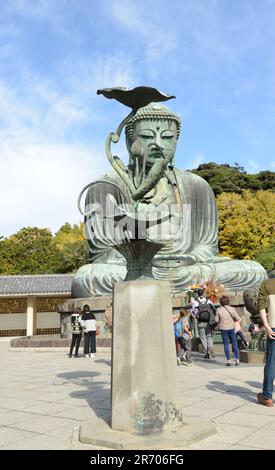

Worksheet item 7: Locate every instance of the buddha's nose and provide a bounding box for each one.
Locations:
[155,133,164,149]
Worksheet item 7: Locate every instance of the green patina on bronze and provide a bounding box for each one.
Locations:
[72,87,267,297]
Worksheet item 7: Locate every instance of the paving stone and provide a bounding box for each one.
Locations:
[11,415,78,434]
[0,340,274,450]
[0,411,34,426]
[0,434,72,450]
[0,426,37,447]
[214,411,275,428]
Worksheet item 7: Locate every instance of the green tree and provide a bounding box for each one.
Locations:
[191,162,248,195]
[54,222,89,273]
[256,171,275,190]
[0,237,18,274]
[255,239,275,272]
[0,227,62,274]
[217,190,275,260]
[191,162,275,196]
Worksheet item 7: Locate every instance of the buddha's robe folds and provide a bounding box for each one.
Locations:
[72,169,267,297]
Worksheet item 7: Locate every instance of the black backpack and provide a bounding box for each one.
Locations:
[197,301,213,322]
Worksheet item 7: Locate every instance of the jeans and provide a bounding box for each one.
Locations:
[262,328,275,400]
[69,333,82,356]
[198,322,213,354]
[220,329,239,360]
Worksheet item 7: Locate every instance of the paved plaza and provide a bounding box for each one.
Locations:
[0,339,275,450]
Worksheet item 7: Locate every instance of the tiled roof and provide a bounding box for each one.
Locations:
[0,274,74,296]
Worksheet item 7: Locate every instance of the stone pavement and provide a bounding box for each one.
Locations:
[0,340,275,450]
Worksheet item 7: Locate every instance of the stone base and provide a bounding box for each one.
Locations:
[10,335,111,348]
[80,416,216,450]
[240,350,266,364]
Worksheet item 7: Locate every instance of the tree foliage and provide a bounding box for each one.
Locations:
[217,190,275,260]
[0,223,89,275]
[255,239,275,272]
[0,227,62,274]
[191,162,275,196]
[54,223,88,273]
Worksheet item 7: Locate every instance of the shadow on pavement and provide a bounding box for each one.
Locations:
[57,370,111,424]
[207,380,257,403]
[94,359,112,366]
[246,380,262,389]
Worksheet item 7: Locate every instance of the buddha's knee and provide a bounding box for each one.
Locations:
[71,263,127,297]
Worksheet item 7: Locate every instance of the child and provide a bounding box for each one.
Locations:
[248,320,259,336]
[235,318,249,349]
[248,320,264,350]
[174,310,193,365]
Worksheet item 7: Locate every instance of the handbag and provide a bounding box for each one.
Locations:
[96,325,100,336]
[224,305,237,322]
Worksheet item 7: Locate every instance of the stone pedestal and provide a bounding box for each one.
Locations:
[80,279,216,448]
[111,280,183,434]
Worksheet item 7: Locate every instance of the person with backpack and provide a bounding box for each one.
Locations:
[215,295,240,366]
[191,288,216,359]
[174,310,193,366]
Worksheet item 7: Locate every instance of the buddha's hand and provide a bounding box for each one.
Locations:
[212,255,232,263]
[180,254,197,266]
[152,254,197,268]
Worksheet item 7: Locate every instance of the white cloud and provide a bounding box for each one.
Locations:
[0,78,110,237]
[34,80,87,135]
[107,0,178,63]
[0,78,88,140]
[62,52,138,100]
[8,0,84,44]
[0,140,109,237]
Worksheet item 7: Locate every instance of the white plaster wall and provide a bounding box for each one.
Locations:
[0,314,26,329]
[37,312,60,328]
[0,312,60,330]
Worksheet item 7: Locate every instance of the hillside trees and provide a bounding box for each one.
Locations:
[0,227,62,274]
[0,223,89,275]
[191,163,275,195]
[217,190,275,262]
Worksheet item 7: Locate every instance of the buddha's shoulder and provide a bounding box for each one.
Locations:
[87,172,123,188]
[86,172,131,199]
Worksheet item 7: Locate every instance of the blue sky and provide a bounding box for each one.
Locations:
[1,0,275,236]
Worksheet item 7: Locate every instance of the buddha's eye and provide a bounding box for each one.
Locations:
[161,130,175,139]
[137,131,155,139]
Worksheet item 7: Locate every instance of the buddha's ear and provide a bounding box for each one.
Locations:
[125,132,132,157]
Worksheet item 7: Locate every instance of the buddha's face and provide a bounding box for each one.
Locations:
[130,119,177,168]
